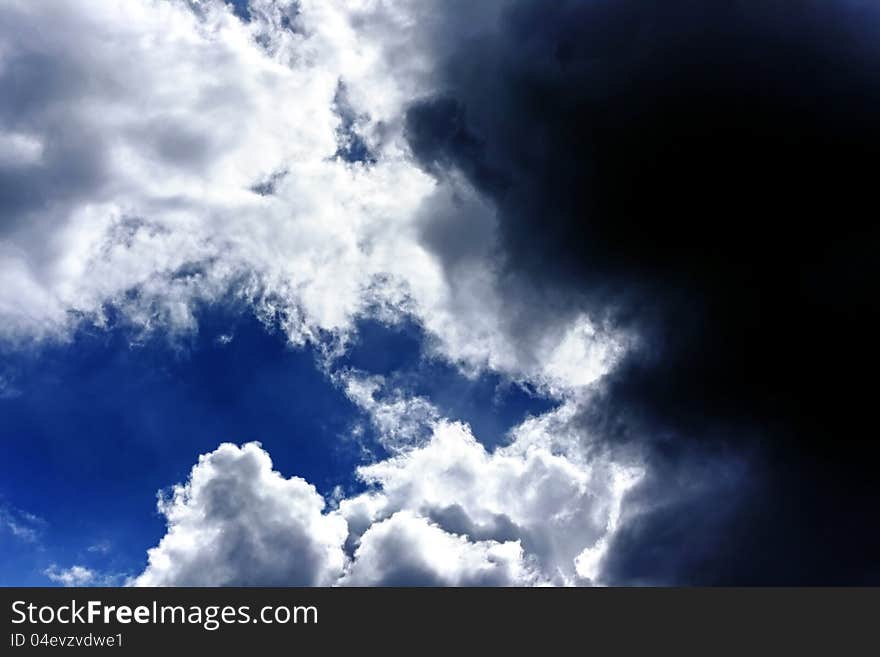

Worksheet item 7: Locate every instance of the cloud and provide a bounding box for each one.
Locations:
[44,565,99,587]
[0,0,621,399]
[341,419,642,585]
[44,564,121,587]
[133,442,348,586]
[340,511,541,586]
[86,540,112,555]
[134,405,641,586]
[0,503,45,544]
[337,369,439,453]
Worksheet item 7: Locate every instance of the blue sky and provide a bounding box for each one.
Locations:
[0,307,553,585]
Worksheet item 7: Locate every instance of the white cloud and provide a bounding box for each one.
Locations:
[341,420,642,585]
[134,412,641,586]
[337,369,439,453]
[87,540,112,554]
[340,511,542,586]
[0,504,45,543]
[574,466,644,583]
[0,0,623,395]
[44,565,99,587]
[43,564,123,587]
[133,442,348,586]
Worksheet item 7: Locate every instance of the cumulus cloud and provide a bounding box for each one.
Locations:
[341,420,642,585]
[340,511,541,586]
[133,442,348,586]
[134,408,641,586]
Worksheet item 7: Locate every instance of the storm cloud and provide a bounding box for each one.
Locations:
[399,0,880,583]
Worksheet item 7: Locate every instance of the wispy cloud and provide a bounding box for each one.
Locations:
[0,503,46,544]
[44,564,123,587]
[86,540,112,554]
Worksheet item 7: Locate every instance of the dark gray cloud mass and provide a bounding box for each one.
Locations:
[405,0,880,583]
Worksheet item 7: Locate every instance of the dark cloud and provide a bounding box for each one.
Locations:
[405,0,880,583]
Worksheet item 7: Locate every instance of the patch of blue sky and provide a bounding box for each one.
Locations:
[340,318,557,449]
[227,0,252,22]
[0,305,555,585]
[0,305,358,584]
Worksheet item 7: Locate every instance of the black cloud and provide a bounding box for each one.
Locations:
[406,1,880,583]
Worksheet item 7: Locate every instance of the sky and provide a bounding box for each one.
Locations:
[0,0,878,586]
